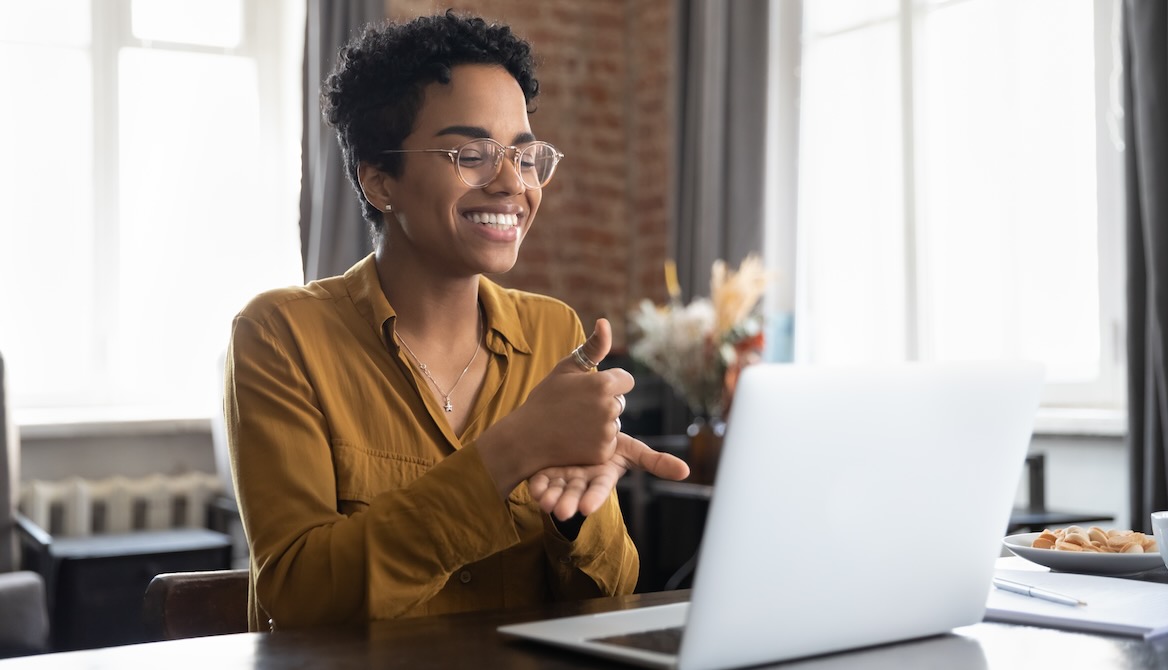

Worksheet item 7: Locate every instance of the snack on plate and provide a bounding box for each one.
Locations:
[1031,526,1158,554]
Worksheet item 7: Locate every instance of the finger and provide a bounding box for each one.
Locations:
[597,367,636,397]
[553,478,588,521]
[545,477,567,497]
[534,480,566,514]
[577,473,618,516]
[616,435,691,481]
[537,489,562,514]
[536,475,574,513]
[528,472,551,499]
[557,318,612,374]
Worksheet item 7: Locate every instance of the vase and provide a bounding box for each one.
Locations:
[686,414,726,485]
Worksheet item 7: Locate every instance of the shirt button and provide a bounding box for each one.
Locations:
[459,570,472,584]
[559,556,572,565]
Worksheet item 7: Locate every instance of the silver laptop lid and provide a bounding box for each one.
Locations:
[679,361,1043,670]
[498,362,1043,669]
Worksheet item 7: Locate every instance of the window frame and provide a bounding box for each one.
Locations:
[3,0,304,425]
[779,0,1126,418]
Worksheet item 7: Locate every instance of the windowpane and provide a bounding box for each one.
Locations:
[116,47,300,406]
[131,0,243,47]
[797,24,906,363]
[0,43,98,404]
[918,0,1099,382]
[804,0,898,35]
[0,1,303,417]
[792,0,1118,408]
[0,0,89,45]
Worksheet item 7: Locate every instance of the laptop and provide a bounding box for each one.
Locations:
[499,361,1044,670]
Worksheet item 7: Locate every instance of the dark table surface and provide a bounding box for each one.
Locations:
[4,587,1168,669]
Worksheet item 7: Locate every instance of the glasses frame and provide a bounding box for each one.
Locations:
[380,138,564,190]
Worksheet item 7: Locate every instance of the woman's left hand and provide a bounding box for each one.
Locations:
[527,435,690,520]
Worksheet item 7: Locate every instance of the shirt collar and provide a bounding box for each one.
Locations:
[477,277,533,355]
[342,253,533,355]
[343,254,396,348]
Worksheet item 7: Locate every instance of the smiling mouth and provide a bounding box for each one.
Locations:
[467,212,519,231]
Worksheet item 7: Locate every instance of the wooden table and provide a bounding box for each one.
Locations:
[3,589,1168,669]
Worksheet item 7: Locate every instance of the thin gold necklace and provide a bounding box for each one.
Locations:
[396,309,483,413]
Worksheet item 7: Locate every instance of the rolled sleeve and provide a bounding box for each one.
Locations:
[542,491,639,599]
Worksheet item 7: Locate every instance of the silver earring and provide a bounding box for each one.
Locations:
[384,204,393,212]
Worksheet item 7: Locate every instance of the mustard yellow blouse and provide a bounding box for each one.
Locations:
[225,254,639,631]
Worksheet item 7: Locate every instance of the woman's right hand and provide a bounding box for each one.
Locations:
[476,318,686,500]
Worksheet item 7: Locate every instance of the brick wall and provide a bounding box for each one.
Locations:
[385,0,675,349]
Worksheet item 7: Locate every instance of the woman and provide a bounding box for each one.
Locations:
[225,11,689,631]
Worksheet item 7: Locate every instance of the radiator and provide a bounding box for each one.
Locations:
[19,472,223,537]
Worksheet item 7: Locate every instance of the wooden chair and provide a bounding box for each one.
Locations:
[142,569,250,640]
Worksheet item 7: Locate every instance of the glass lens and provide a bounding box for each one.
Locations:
[455,140,503,187]
[519,143,560,188]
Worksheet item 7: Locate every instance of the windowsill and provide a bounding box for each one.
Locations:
[16,406,212,440]
[15,405,1127,441]
[1032,407,1126,438]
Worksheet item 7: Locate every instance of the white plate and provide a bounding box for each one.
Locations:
[1002,532,1166,575]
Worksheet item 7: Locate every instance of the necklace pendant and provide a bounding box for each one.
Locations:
[443,399,453,412]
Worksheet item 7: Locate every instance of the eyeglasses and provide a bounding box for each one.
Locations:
[381,138,564,190]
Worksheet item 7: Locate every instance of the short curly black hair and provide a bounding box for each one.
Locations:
[321,10,540,232]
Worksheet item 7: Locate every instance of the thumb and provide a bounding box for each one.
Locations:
[558,318,612,374]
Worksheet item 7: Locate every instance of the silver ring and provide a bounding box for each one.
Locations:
[614,417,622,432]
[571,345,598,371]
[615,394,626,414]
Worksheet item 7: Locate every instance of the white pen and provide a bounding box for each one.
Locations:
[993,577,1087,607]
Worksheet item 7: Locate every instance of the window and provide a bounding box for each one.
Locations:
[0,0,305,422]
[790,0,1125,412]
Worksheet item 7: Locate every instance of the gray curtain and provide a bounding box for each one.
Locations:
[655,0,773,435]
[1125,0,1168,532]
[674,0,770,300]
[300,0,385,282]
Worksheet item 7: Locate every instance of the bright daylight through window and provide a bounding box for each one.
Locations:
[0,0,305,423]
[792,0,1125,413]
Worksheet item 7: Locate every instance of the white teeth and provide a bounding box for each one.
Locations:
[468,212,519,229]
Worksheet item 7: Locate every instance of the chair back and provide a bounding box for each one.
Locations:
[0,351,48,657]
[211,350,235,503]
[1,351,19,572]
[143,569,250,640]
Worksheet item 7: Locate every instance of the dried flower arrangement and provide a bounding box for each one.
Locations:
[628,255,769,419]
